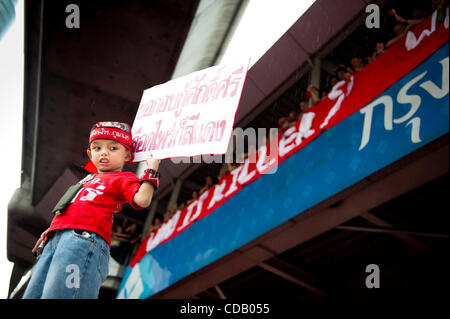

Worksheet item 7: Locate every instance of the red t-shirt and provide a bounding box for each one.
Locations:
[49,172,143,246]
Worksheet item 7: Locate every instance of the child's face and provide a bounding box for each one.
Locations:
[87,139,132,173]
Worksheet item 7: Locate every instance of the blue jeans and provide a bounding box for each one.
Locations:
[23,229,110,299]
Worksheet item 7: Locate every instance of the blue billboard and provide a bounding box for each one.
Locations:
[118,43,449,299]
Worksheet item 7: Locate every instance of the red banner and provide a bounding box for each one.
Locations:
[130,9,449,268]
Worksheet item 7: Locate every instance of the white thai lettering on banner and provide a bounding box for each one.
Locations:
[237,158,256,185]
[295,112,316,146]
[359,57,449,150]
[256,144,270,173]
[177,189,210,233]
[419,57,449,98]
[176,202,196,232]
[405,11,437,51]
[146,229,163,253]
[320,76,354,129]
[255,143,277,175]
[207,180,228,209]
[278,111,317,158]
[359,96,394,151]
[190,189,210,221]
[405,8,449,51]
[224,166,243,197]
[395,72,427,124]
[146,210,181,252]
[279,126,298,157]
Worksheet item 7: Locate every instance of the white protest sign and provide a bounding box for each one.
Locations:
[131,61,250,161]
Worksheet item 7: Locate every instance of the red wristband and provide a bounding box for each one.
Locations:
[141,169,160,189]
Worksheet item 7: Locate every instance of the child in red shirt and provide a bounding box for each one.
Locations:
[23,121,160,299]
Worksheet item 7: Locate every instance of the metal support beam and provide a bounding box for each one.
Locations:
[165,179,183,220]
[335,225,449,239]
[213,284,227,299]
[30,0,45,204]
[141,200,159,239]
[308,56,321,108]
[360,211,434,253]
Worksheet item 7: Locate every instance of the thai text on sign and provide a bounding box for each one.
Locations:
[131,61,250,160]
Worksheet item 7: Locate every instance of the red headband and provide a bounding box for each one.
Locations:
[89,122,134,162]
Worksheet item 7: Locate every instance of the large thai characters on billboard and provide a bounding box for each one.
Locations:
[131,61,250,160]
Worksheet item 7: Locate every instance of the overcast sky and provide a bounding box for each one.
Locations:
[0,0,314,299]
